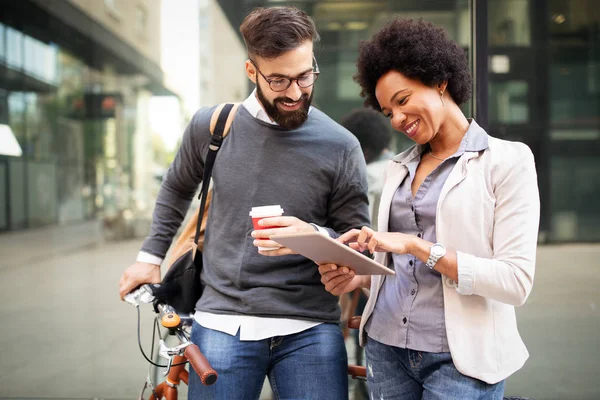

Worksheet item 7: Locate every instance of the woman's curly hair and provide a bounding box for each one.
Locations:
[355,18,472,110]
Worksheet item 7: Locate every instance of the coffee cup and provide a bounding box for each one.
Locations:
[249,205,284,251]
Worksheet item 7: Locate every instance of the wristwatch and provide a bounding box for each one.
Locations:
[426,243,446,269]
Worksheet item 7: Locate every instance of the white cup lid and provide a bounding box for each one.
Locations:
[249,205,284,217]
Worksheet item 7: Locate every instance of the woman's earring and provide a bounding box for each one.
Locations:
[440,90,445,107]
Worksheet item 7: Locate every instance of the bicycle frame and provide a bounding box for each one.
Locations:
[142,354,188,400]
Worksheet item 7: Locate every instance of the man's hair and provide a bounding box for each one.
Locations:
[355,18,472,110]
[240,7,320,59]
[341,109,391,164]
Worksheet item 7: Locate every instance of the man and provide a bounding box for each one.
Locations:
[118,6,369,400]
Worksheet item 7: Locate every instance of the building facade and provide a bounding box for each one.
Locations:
[217,0,600,243]
[198,0,248,107]
[0,0,175,236]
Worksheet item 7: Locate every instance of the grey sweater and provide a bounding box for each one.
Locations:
[141,105,370,322]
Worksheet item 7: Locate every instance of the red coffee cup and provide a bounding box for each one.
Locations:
[249,205,284,251]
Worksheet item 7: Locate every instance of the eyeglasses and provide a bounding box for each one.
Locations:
[250,56,320,92]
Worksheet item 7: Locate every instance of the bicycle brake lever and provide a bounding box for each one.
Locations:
[158,339,191,358]
[124,292,140,307]
[124,285,155,306]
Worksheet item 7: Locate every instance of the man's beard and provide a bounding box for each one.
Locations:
[256,83,312,130]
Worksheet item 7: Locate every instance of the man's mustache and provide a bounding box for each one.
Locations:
[274,94,310,104]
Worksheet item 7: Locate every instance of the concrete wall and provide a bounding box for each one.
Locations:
[67,0,162,65]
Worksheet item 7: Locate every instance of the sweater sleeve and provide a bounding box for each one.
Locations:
[140,107,213,259]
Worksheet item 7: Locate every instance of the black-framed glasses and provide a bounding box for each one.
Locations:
[250,56,320,92]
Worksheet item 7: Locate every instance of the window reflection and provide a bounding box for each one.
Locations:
[488,0,600,241]
[6,27,23,68]
[548,0,600,241]
[489,0,531,46]
[0,161,6,230]
[489,81,529,124]
[0,22,145,229]
[0,23,5,61]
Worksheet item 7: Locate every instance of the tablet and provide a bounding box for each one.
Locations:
[271,232,395,275]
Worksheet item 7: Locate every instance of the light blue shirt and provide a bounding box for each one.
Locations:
[366,120,489,352]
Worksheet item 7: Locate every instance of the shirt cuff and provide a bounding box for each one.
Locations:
[456,251,475,295]
[137,251,163,266]
[309,223,330,237]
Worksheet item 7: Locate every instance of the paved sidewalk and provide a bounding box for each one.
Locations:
[0,220,104,267]
[505,244,600,399]
[0,238,148,399]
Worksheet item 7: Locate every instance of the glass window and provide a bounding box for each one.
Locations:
[489,0,531,46]
[337,51,361,101]
[489,81,529,124]
[27,93,56,161]
[8,158,26,229]
[24,35,36,78]
[548,0,600,241]
[549,0,599,126]
[19,33,57,85]
[0,161,7,230]
[27,161,57,227]
[31,37,45,81]
[550,156,600,241]
[45,44,58,85]
[54,116,84,163]
[8,93,25,146]
[57,162,85,224]
[0,23,5,61]
[6,27,23,68]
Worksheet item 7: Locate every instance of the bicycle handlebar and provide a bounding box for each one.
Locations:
[184,343,218,385]
[126,284,218,386]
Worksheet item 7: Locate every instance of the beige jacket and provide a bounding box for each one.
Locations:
[360,132,540,384]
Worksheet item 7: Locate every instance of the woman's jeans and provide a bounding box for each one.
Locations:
[365,337,505,400]
[188,321,348,400]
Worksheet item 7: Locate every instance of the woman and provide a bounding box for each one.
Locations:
[320,19,540,399]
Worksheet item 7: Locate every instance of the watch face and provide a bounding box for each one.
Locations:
[432,244,446,257]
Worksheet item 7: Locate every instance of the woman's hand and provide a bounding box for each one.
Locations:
[338,227,416,255]
[318,263,370,296]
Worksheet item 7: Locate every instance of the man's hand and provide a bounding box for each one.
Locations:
[118,262,161,300]
[318,263,370,296]
[250,216,315,256]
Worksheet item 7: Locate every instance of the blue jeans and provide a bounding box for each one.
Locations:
[188,321,348,400]
[365,337,505,400]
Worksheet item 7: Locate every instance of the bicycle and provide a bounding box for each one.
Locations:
[125,284,217,400]
[126,284,366,399]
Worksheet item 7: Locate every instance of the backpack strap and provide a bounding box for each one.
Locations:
[209,103,240,138]
[192,103,239,261]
